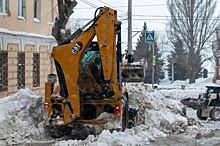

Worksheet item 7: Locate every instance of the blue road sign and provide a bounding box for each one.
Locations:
[146,31,155,42]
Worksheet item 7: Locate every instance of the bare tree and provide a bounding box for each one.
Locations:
[52,0,77,44]
[68,17,84,32]
[167,0,220,83]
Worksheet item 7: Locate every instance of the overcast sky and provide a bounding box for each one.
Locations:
[71,0,220,51]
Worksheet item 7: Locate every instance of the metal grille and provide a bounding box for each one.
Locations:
[17,52,25,89]
[0,51,8,92]
[33,53,40,87]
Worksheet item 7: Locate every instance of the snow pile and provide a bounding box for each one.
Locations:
[0,28,54,39]
[56,126,165,146]
[185,125,216,139]
[158,75,215,100]
[56,83,189,146]
[96,112,121,130]
[0,89,48,145]
[159,73,214,90]
[127,83,188,135]
[0,77,219,145]
[159,89,202,100]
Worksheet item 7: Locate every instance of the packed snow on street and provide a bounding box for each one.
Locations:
[0,75,220,146]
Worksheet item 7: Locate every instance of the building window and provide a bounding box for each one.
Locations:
[0,0,8,15]
[33,53,40,87]
[0,51,8,92]
[18,0,26,19]
[17,52,25,89]
[34,0,41,21]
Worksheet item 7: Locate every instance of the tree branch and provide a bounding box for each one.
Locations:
[52,0,77,44]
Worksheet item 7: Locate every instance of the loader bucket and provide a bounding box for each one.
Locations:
[122,64,144,82]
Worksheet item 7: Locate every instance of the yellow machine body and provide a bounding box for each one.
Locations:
[44,7,126,127]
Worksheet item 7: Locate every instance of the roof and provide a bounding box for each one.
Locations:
[205,84,220,88]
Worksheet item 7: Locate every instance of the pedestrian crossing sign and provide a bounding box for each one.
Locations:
[146,31,155,42]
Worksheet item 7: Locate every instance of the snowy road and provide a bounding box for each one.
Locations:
[15,130,220,146]
[150,129,220,146]
[16,142,54,146]
[148,107,220,146]
[141,106,220,146]
[1,79,220,146]
[150,135,199,146]
[152,87,220,146]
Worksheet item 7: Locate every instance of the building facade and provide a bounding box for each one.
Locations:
[0,0,57,97]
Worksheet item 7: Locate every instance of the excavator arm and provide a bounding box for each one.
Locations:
[45,7,122,125]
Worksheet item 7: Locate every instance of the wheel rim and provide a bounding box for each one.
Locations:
[214,109,220,120]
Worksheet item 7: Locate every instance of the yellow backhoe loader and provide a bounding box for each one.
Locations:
[44,7,137,138]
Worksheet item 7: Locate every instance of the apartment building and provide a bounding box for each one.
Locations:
[0,0,57,97]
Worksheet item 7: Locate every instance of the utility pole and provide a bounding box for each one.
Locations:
[215,29,220,84]
[146,31,155,90]
[152,42,155,90]
[171,59,174,83]
[144,22,147,83]
[127,0,132,60]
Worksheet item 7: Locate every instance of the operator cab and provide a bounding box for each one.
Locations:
[78,42,105,99]
[206,85,220,95]
[197,85,220,107]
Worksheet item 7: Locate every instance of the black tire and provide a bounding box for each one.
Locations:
[49,126,64,138]
[128,118,135,128]
[197,109,208,120]
[210,108,220,121]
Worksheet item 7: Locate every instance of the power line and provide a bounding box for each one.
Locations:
[77,0,127,19]
[133,14,220,19]
[70,12,220,20]
[69,16,127,22]
[131,18,220,21]
[78,0,98,8]
[147,20,168,24]
[134,15,169,17]
[69,18,220,22]
[74,2,220,9]
[118,4,168,7]
[95,0,126,13]
[83,0,98,8]
[74,4,168,9]
[121,30,166,33]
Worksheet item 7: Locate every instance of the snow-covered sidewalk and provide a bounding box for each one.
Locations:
[0,89,48,145]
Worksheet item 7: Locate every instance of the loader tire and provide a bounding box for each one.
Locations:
[210,108,220,121]
[49,126,64,138]
[128,118,135,128]
[197,109,208,120]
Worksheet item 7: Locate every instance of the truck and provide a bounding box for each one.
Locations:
[121,60,145,82]
[43,7,136,138]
